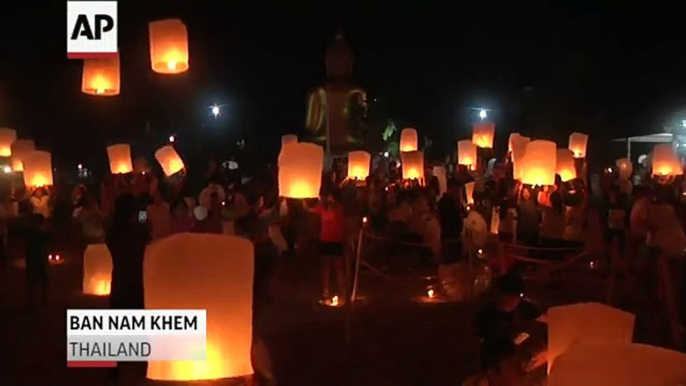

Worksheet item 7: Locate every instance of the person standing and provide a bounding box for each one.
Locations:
[313,191,347,300]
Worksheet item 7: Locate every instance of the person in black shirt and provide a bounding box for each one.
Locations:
[437,179,466,264]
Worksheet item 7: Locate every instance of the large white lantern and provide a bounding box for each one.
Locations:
[155,145,185,177]
[511,134,530,180]
[347,150,371,180]
[281,134,298,146]
[401,151,424,180]
[278,142,324,198]
[149,19,189,74]
[651,144,683,176]
[457,140,477,169]
[82,244,112,296]
[10,139,35,171]
[508,133,528,153]
[556,149,577,182]
[145,234,254,381]
[0,127,17,157]
[399,128,418,152]
[81,55,120,96]
[472,121,495,149]
[22,150,53,188]
[568,132,589,158]
[520,140,557,186]
[616,158,633,180]
[106,144,133,174]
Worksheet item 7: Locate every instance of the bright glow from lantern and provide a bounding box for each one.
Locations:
[568,132,589,159]
[281,134,298,146]
[145,234,254,381]
[479,109,487,119]
[331,296,339,306]
[457,140,477,168]
[472,121,496,149]
[616,158,633,180]
[399,128,419,152]
[427,289,435,299]
[0,128,16,157]
[465,182,475,204]
[82,244,113,296]
[400,151,424,180]
[10,139,35,171]
[556,149,577,182]
[651,144,683,177]
[348,150,371,180]
[22,150,53,188]
[520,140,557,186]
[82,55,120,96]
[155,145,185,177]
[106,144,134,174]
[149,19,189,74]
[278,142,324,198]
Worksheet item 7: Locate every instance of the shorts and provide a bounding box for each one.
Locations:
[319,241,344,257]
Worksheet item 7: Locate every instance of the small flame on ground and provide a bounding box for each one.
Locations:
[427,289,435,299]
[331,296,339,306]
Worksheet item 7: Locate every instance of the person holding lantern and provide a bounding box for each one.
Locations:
[313,190,347,301]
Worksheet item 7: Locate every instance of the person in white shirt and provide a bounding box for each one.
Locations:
[30,188,51,219]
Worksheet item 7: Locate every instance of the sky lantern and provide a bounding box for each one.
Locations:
[457,140,477,169]
[568,132,589,158]
[548,342,686,386]
[155,145,185,177]
[547,302,635,374]
[432,165,447,196]
[278,142,324,198]
[399,128,418,152]
[400,150,424,180]
[616,158,633,180]
[0,127,16,157]
[106,144,133,174]
[145,233,254,381]
[651,144,683,177]
[508,133,527,153]
[10,139,35,171]
[510,134,530,180]
[22,150,53,188]
[149,19,189,74]
[464,182,475,204]
[82,244,112,296]
[281,134,298,146]
[472,121,495,149]
[347,150,370,180]
[520,140,557,186]
[556,149,577,182]
[81,55,120,96]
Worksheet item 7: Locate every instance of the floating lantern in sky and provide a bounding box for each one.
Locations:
[145,234,254,381]
[520,140,557,186]
[106,144,133,174]
[472,121,495,149]
[281,134,298,146]
[432,165,447,195]
[82,244,112,296]
[400,151,424,180]
[348,150,371,180]
[81,55,120,96]
[556,149,577,182]
[616,158,633,180]
[457,140,477,169]
[10,139,35,171]
[149,19,189,74]
[568,132,589,158]
[399,128,418,152]
[651,144,683,177]
[22,150,53,188]
[0,128,16,157]
[278,142,324,198]
[155,145,185,177]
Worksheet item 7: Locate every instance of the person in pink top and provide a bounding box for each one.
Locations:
[313,191,346,300]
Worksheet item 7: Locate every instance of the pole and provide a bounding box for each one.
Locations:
[325,89,332,170]
[351,219,366,302]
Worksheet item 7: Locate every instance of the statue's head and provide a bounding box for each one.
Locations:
[325,32,354,78]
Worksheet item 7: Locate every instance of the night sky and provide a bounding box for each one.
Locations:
[0,2,684,171]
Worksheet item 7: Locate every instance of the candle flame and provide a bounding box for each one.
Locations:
[331,296,339,306]
[427,289,435,299]
[167,61,177,71]
[96,88,105,95]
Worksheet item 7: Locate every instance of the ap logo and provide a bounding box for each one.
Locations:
[67,1,118,59]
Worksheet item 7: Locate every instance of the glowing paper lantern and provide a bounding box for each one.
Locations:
[281,134,298,146]
[81,55,120,96]
[556,149,577,182]
[520,140,557,186]
[145,233,253,381]
[508,133,527,153]
[149,19,189,74]
[651,144,683,176]
[155,145,185,177]
[106,144,133,174]
[10,139,35,171]
[548,302,635,374]
[82,244,112,296]
[399,128,418,152]
[472,121,495,149]
[22,151,53,188]
[511,135,530,180]
[616,158,633,180]
[457,140,477,169]
[548,342,686,386]
[347,150,371,180]
[568,132,589,158]
[400,151,424,180]
[465,181,475,204]
[432,165,447,195]
[0,128,16,157]
[278,142,324,198]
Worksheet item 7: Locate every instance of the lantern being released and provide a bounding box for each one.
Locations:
[347,150,370,180]
[556,149,577,182]
[400,128,418,152]
[511,134,530,180]
[472,121,496,149]
[651,144,683,176]
[568,132,589,158]
[0,128,16,157]
[465,182,475,205]
[145,234,254,381]
[278,142,324,198]
[508,133,528,153]
[82,244,112,296]
[10,139,35,171]
[155,145,185,177]
[281,135,298,146]
[81,55,120,96]
[616,158,633,180]
[149,19,189,74]
[400,151,424,180]
[22,151,53,188]
[520,140,557,186]
[106,144,133,174]
[457,140,477,169]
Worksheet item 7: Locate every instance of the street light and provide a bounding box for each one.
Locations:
[169,135,175,143]
[479,109,488,120]
[209,103,229,119]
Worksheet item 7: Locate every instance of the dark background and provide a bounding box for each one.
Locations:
[0,1,684,172]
